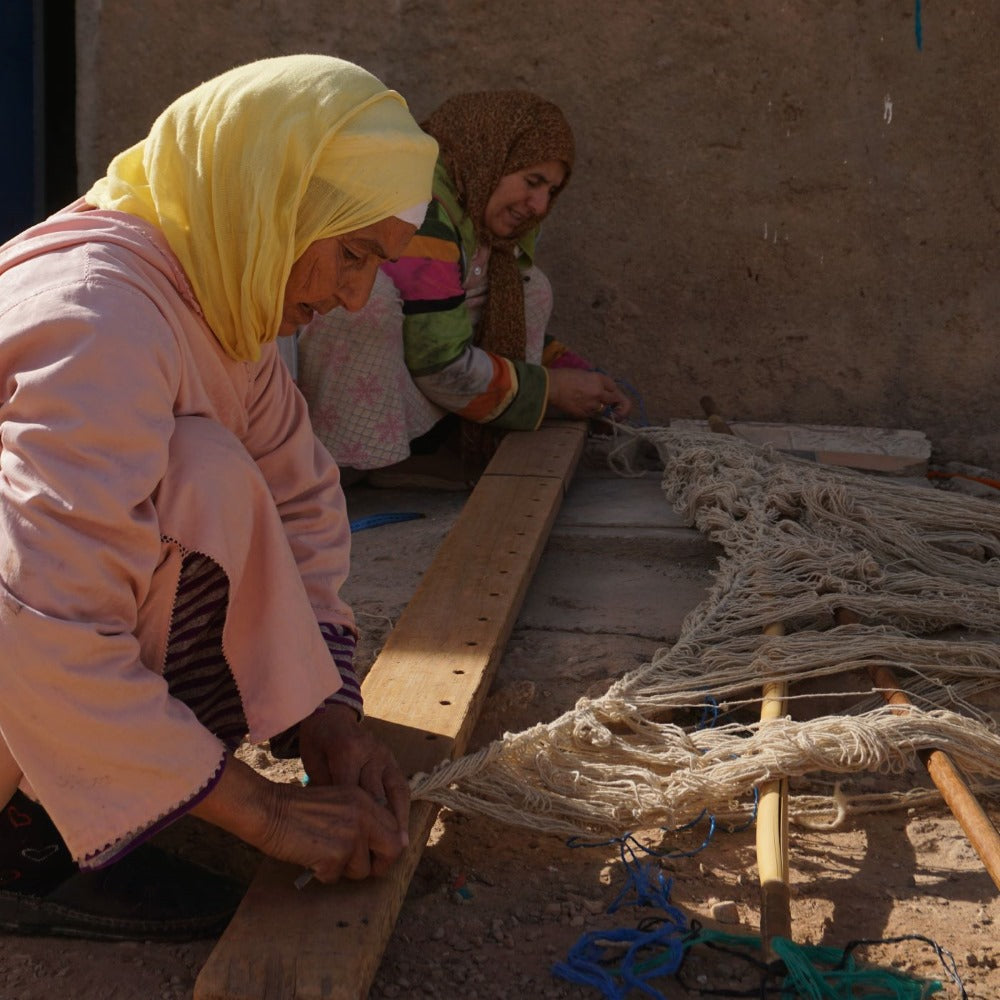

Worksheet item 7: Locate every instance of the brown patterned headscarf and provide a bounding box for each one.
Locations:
[421,91,575,362]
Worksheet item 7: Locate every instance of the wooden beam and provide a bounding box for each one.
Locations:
[195,421,587,1000]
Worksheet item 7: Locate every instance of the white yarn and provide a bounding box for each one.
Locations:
[410,427,1000,839]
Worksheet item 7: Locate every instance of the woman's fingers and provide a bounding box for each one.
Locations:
[292,786,406,883]
[381,763,412,837]
[344,795,405,879]
[356,752,411,843]
[548,369,630,420]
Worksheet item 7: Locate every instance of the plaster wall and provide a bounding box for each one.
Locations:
[75,1,1000,465]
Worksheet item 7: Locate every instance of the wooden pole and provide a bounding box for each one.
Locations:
[699,395,736,437]
[756,622,792,957]
[835,608,1000,891]
[701,398,793,952]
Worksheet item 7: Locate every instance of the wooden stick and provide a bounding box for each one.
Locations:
[702,398,793,952]
[756,622,792,957]
[699,394,736,437]
[835,608,1000,891]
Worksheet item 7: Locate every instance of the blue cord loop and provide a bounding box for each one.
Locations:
[552,868,689,999]
[349,512,425,533]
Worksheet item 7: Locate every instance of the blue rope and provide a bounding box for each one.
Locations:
[552,871,689,1000]
[349,512,424,533]
[556,891,960,1000]
[555,688,764,998]
[915,0,923,50]
[699,693,720,728]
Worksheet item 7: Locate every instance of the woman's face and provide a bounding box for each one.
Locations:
[279,216,416,335]
[483,160,568,239]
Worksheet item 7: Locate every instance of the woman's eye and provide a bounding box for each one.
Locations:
[342,245,363,263]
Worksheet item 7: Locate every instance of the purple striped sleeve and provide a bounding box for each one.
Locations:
[269,624,364,758]
[318,622,363,718]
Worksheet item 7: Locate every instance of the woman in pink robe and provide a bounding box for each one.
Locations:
[0,54,437,941]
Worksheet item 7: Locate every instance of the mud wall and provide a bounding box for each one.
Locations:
[76,2,1000,464]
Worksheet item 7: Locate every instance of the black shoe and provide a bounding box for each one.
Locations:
[0,843,246,942]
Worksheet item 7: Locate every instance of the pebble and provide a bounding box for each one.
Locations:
[710,900,740,924]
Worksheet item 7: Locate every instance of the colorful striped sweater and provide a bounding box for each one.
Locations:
[381,160,585,431]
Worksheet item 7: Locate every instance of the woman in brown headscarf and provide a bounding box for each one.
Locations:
[297,90,631,486]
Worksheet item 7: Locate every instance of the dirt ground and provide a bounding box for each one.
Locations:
[2,447,999,1000]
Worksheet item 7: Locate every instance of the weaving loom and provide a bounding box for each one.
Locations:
[410,427,1000,847]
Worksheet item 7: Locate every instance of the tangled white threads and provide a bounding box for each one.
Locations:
[410,428,1000,839]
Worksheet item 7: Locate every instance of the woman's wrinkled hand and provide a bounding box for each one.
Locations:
[546,369,632,421]
[259,780,406,883]
[298,704,410,834]
[192,702,413,886]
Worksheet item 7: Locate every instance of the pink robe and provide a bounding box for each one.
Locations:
[0,203,352,865]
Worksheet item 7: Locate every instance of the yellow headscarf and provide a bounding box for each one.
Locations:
[86,54,438,361]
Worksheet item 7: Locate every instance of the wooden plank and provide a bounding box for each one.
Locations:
[672,418,931,476]
[483,420,587,488]
[195,422,586,1000]
[792,449,927,476]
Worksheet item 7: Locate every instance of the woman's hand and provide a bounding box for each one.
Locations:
[546,369,632,421]
[298,704,410,833]
[192,752,409,883]
[257,780,406,883]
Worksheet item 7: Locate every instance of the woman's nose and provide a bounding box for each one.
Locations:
[527,189,550,216]
[339,264,379,312]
